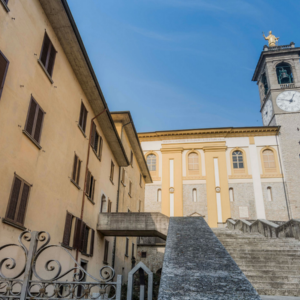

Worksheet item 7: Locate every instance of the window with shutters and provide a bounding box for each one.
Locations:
[90,122,103,160]
[103,240,109,264]
[121,168,126,186]
[125,238,129,257]
[100,195,107,213]
[110,161,114,183]
[78,102,88,135]
[130,151,134,167]
[71,154,81,188]
[62,212,75,249]
[85,170,95,203]
[128,181,132,197]
[39,32,57,80]
[140,174,142,188]
[0,50,9,99]
[108,199,112,213]
[5,174,31,228]
[132,243,135,258]
[23,96,45,148]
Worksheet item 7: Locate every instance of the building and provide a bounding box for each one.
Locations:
[0,0,150,283]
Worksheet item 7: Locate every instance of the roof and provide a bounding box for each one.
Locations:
[111,112,152,184]
[39,0,129,166]
[138,126,280,142]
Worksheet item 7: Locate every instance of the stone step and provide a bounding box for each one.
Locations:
[234,258,300,265]
[219,239,300,243]
[253,281,300,289]
[227,249,300,254]
[257,288,300,297]
[230,254,300,262]
[224,245,300,250]
[240,264,300,271]
[243,269,300,276]
[261,296,300,300]
[247,275,300,284]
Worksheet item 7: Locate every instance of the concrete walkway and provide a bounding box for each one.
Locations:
[261,297,300,300]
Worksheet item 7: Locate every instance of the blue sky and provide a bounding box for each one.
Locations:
[68,0,300,132]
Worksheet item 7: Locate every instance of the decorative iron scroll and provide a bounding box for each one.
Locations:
[0,231,122,300]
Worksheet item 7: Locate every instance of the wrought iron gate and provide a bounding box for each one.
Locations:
[0,231,122,300]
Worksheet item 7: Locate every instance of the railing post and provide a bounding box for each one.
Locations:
[115,275,122,300]
[20,231,39,300]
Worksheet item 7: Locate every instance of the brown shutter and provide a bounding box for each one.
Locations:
[99,137,103,160]
[40,33,50,66]
[25,98,37,136]
[91,177,95,200]
[47,46,56,76]
[79,103,84,129]
[16,183,30,225]
[85,170,91,196]
[76,160,81,185]
[90,229,95,256]
[79,222,86,252]
[82,106,87,132]
[72,155,78,181]
[90,123,96,148]
[6,177,22,221]
[33,107,44,143]
[73,218,82,249]
[62,212,73,246]
[0,51,9,99]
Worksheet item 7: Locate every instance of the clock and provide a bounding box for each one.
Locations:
[276,91,300,112]
[262,99,273,125]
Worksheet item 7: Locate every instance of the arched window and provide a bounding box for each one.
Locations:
[261,73,269,95]
[229,188,234,202]
[267,187,273,202]
[262,149,276,173]
[100,195,107,213]
[157,189,162,202]
[192,188,197,202]
[188,153,199,170]
[147,154,156,171]
[276,62,293,84]
[232,151,244,169]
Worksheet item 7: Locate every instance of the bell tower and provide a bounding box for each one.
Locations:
[252,39,300,218]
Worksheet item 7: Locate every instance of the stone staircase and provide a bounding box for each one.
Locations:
[213,228,300,297]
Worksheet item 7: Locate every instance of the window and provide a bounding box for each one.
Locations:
[141,252,147,258]
[24,96,45,145]
[140,174,142,188]
[39,32,57,77]
[132,243,135,258]
[62,212,75,248]
[261,73,269,95]
[85,170,95,201]
[276,62,293,84]
[192,188,197,202]
[232,151,244,169]
[121,168,126,185]
[5,174,31,227]
[138,200,141,213]
[125,238,129,257]
[267,187,273,202]
[129,181,132,197]
[130,151,134,167]
[0,50,9,99]
[103,240,109,264]
[263,149,276,173]
[110,161,114,183]
[100,195,107,213]
[146,154,156,171]
[188,153,199,170]
[78,102,88,134]
[71,154,81,187]
[91,122,103,159]
[229,188,234,202]
[108,199,112,213]
[157,189,162,202]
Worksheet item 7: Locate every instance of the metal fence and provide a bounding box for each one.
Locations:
[0,231,122,300]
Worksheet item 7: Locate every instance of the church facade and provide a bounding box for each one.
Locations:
[139,42,300,228]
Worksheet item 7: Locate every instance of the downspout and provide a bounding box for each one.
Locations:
[75,108,107,262]
[112,121,132,268]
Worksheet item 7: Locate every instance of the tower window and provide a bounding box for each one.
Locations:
[147,154,156,171]
[261,73,269,95]
[276,62,293,84]
[232,151,244,169]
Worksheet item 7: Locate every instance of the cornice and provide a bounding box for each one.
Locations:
[203,146,227,152]
[160,147,184,153]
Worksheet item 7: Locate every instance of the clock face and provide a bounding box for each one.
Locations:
[262,99,273,125]
[276,91,300,112]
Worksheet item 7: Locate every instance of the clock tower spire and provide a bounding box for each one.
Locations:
[252,38,300,218]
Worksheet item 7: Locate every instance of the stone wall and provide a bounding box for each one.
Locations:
[145,184,162,212]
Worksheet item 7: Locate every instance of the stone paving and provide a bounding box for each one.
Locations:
[158,217,261,299]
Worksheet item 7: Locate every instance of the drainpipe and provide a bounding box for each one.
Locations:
[112,121,132,268]
[75,108,107,262]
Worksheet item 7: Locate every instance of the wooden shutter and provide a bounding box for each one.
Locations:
[90,123,96,148]
[99,137,103,160]
[76,160,81,185]
[73,218,82,249]
[0,51,9,99]
[72,155,78,181]
[62,212,73,246]
[47,46,56,76]
[25,98,37,136]
[16,183,30,225]
[40,33,51,66]
[82,106,87,132]
[79,222,86,252]
[85,171,91,196]
[91,177,95,200]
[82,225,89,253]
[90,229,95,256]
[33,107,44,143]
[6,177,22,221]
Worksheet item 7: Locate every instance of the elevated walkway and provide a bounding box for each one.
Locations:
[97,212,169,240]
[158,217,260,299]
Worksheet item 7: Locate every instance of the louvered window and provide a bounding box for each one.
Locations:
[110,161,114,183]
[24,97,45,145]
[121,168,125,184]
[129,181,132,197]
[78,102,88,133]
[40,32,56,77]
[62,212,74,248]
[72,154,81,186]
[103,240,109,264]
[6,174,31,226]
[100,195,107,213]
[90,122,103,159]
[108,199,112,213]
[85,170,95,201]
[130,151,133,167]
[0,51,9,99]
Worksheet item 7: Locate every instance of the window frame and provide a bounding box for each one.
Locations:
[157,189,162,202]
[146,153,157,172]
[71,154,81,188]
[192,188,197,202]
[85,170,95,203]
[100,195,107,213]
[78,102,88,135]
[125,238,129,257]
[229,187,234,202]
[110,161,114,184]
[130,151,134,167]
[230,148,248,176]
[267,186,273,202]
[128,180,132,197]
[0,50,9,98]
[121,168,126,186]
